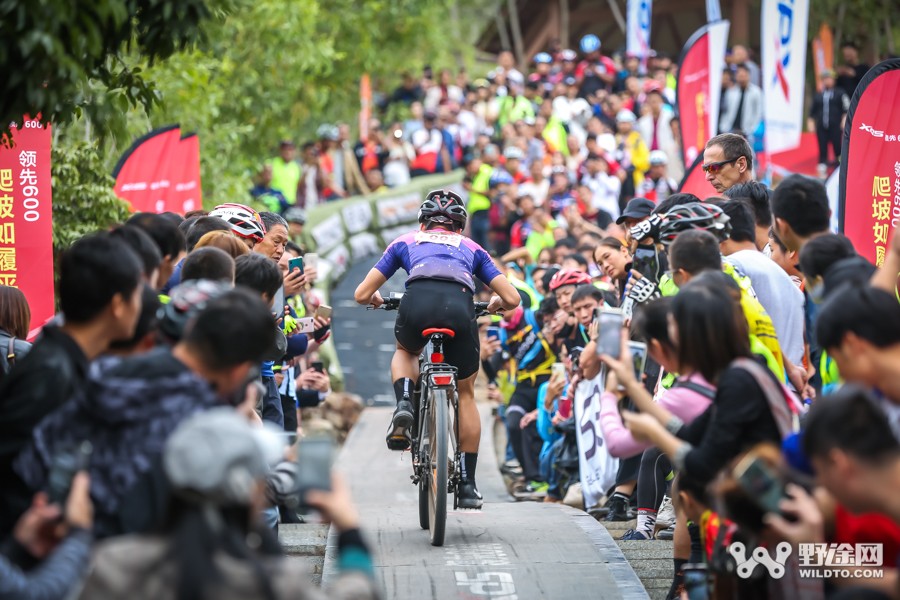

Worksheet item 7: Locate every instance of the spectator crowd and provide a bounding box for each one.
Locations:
[465,115,900,597]
[0,31,890,600]
[0,206,378,599]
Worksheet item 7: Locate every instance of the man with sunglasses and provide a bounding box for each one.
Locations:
[701,133,754,194]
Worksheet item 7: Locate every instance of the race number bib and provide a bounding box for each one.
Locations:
[414,231,463,247]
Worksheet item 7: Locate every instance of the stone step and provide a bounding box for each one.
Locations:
[279,523,330,557]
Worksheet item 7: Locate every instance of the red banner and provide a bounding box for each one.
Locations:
[113,126,202,214]
[0,118,55,339]
[676,20,729,168]
[839,59,900,267]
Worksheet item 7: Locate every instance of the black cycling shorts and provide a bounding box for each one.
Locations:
[395,279,480,379]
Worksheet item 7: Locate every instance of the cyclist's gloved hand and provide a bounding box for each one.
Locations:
[313,324,331,344]
[629,213,662,244]
[627,277,660,305]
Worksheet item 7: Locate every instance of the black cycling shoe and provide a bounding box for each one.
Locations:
[457,480,483,510]
[385,400,414,451]
[604,494,631,522]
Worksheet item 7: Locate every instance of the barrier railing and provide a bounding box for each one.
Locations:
[304,171,464,390]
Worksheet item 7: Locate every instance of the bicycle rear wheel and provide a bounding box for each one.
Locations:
[428,388,449,546]
[417,388,430,530]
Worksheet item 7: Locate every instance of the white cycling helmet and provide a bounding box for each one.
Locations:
[209,203,266,242]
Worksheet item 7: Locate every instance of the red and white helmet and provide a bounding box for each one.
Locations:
[209,203,266,242]
[549,269,593,291]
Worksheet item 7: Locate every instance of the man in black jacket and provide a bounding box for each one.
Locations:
[810,70,849,177]
[0,233,143,533]
[13,288,277,538]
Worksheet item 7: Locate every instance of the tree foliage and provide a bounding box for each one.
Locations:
[0,0,230,144]
[136,0,476,204]
[51,141,131,250]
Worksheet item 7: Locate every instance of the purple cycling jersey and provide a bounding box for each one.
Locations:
[373,228,501,292]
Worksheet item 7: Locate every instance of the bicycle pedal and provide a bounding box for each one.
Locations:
[386,434,411,451]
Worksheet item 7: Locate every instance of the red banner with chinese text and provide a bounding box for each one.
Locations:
[113,126,202,215]
[839,59,900,267]
[0,118,55,339]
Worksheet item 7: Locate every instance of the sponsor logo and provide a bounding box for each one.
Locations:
[772,0,795,100]
[728,542,884,580]
[859,123,886,138]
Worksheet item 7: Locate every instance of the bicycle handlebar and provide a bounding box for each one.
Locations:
[368,295,493,317]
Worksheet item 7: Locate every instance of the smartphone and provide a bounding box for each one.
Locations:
[311,361,325,374]
[303,253,319,271]
[296,317,316,334]
[316,304,332,319]
[683,564,710,600]
[627,341,648,382]
[486,326,501,341]
[295,434,335,506]
[288,256,304,275]
[734,454,786,515]
[595,307,624,359]
[551,362,566,379]
[47,441,93,505]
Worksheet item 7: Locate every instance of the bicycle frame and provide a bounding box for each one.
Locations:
[412,333,460,496]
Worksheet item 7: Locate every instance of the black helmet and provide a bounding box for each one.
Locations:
[658,202,732,246]
[418,189,468,229]
[158,279,231,342]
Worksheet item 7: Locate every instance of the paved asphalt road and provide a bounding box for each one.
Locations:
[326,261,647,600]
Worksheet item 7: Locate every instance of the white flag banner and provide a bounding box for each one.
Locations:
[825,168,840,232]
[626,0,653,72]
[706,0,722,22]
[762,0,810,153]
[573,376,619,510]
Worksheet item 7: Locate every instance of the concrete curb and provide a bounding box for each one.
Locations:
[564,506,651,600]
[320,414,369,587]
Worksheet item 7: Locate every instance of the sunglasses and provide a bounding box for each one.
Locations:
[701,157,739,174]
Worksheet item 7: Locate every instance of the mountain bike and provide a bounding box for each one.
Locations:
[372,292,490,546]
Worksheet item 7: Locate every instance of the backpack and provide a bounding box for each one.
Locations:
[1,334,16,376]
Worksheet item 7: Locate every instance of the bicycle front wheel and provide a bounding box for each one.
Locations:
[428,388,449,546]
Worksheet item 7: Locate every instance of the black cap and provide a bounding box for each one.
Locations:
[616,197,655,224]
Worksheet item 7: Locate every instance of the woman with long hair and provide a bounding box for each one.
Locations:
[603,274,791,486]
[0,286,32,377]
[593,236,632,304]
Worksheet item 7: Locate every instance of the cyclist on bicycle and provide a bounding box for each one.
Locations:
[354,189,521,509]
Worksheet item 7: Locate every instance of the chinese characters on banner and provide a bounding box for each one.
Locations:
[0,119,55,338]
[839,59,900,264]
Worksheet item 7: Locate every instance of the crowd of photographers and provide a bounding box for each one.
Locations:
[470,127,900,598]
[0,207,378,599]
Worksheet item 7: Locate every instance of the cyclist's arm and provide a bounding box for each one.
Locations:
[487,274,521,311]
[354,268,388,306]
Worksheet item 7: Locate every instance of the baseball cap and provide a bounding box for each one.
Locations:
[503,146,525,160]
[616,109,637,123]
[283,207,306,224]
[563,75,578,87]
[616,197,656,224]
[164,408,285,506]
[561,49,578,62]
[649,150,668,166]
[534,52,553,64]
